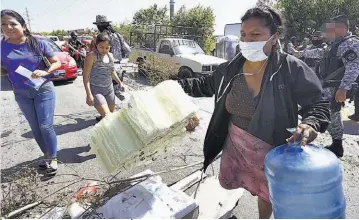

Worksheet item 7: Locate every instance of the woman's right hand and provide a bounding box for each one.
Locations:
[86,95,94,106]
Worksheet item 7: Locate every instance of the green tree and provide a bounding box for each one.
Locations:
[172,5,216,54]
[113,22,133,42]
[132,4,170,27]
[49,29,68,40]
[40,32,50,36]
[275,0,359,40]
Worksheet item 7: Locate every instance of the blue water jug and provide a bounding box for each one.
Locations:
[264,144,346,219]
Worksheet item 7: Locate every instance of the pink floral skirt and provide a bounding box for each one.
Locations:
[218,122,273,203]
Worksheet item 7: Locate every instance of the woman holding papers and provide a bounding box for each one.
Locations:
[1,10,61,175]
[178,7,330,218]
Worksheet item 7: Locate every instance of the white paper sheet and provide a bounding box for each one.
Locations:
[15,65,46,87]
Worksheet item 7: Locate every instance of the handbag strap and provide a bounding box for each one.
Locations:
[31,37,51,69]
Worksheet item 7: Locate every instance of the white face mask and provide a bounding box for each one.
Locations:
[239,35,274,62]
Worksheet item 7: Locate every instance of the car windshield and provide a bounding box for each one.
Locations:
[43,39,62,52]
[172,39,204,55]
[49,37,58,41]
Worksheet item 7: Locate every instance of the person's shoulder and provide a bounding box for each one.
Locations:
[340,35,359,48]
[338,35,359,60]
[86,51,97,59]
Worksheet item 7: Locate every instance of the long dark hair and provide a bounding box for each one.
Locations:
[1,9,39,54]
[96,23,116,34]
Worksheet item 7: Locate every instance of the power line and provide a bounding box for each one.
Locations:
[25,7,32,31]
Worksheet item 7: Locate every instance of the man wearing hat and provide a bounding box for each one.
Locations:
[93,15,131,63]
[293,15,359,157]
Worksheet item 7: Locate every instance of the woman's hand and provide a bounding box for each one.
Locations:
[31,70,48,78]
[286,124,318,146]
[86,95,95,106]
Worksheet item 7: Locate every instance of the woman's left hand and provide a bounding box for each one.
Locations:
[286,124,318,146]
[31,70,48,78]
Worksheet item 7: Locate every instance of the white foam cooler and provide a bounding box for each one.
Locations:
[96,170,199,219]
[90,81,198,173]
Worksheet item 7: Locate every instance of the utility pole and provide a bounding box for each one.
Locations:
[170,0,175,21]
[25,7,31,31]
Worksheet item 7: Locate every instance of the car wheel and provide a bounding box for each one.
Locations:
[178,67,194,79]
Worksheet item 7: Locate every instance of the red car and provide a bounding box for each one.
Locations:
[40,36,78,81]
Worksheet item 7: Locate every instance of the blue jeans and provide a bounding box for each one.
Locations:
[14,82,57,158]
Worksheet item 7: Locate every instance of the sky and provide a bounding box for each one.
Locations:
[1,0,257,35]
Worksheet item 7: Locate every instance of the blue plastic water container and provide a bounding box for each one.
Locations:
[264,144,346,219]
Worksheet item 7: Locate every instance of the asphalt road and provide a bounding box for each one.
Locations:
[1,74,358,218]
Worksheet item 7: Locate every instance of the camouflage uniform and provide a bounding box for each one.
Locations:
[299,32,359,140]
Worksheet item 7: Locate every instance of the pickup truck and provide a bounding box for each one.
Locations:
[132,38,227,78]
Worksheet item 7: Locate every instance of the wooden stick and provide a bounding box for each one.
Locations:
[5,201,42,219]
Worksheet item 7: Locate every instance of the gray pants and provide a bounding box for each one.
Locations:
[324,88,344,140]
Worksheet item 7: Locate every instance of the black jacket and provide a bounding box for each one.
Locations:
[179,51,330,171]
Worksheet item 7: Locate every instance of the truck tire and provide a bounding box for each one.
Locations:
[178,67,194,79]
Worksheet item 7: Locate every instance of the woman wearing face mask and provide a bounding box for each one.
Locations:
[83,32,122,120]
[177,7,330,218]
[1,10,61,175]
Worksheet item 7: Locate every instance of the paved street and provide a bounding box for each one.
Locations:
[1,74,359,218]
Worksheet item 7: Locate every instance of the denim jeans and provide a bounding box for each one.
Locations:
[14,81,57,158]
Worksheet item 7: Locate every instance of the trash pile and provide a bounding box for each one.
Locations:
[90,80,198,173]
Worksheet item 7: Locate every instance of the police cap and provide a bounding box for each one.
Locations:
[329,15,349,27]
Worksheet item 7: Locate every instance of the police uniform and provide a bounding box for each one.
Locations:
[298,25,359,157]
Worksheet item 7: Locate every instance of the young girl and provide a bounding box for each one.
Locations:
[83,33,122,121]
[1,9,61,175]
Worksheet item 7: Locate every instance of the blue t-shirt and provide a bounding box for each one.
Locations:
[1,37,55,89]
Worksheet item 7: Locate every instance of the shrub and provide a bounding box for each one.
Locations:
[129,51,179,86]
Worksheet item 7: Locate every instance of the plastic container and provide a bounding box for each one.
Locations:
[264,144,346,219]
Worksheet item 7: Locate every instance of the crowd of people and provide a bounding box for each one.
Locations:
[1,6,358,219]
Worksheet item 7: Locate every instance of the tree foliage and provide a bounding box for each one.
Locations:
[113,22,133,42]
[275,0,359,40]
[44,29,68,40]
[172,5,216,54]
[132,4,170,27]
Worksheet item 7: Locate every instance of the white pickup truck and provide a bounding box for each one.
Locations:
[133,38,227,78]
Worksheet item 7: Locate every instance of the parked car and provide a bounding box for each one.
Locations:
[39,36,78,81]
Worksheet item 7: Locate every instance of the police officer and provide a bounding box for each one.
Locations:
[285,36,297,54]
[303,31,328,72]
[293,15,359,158]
